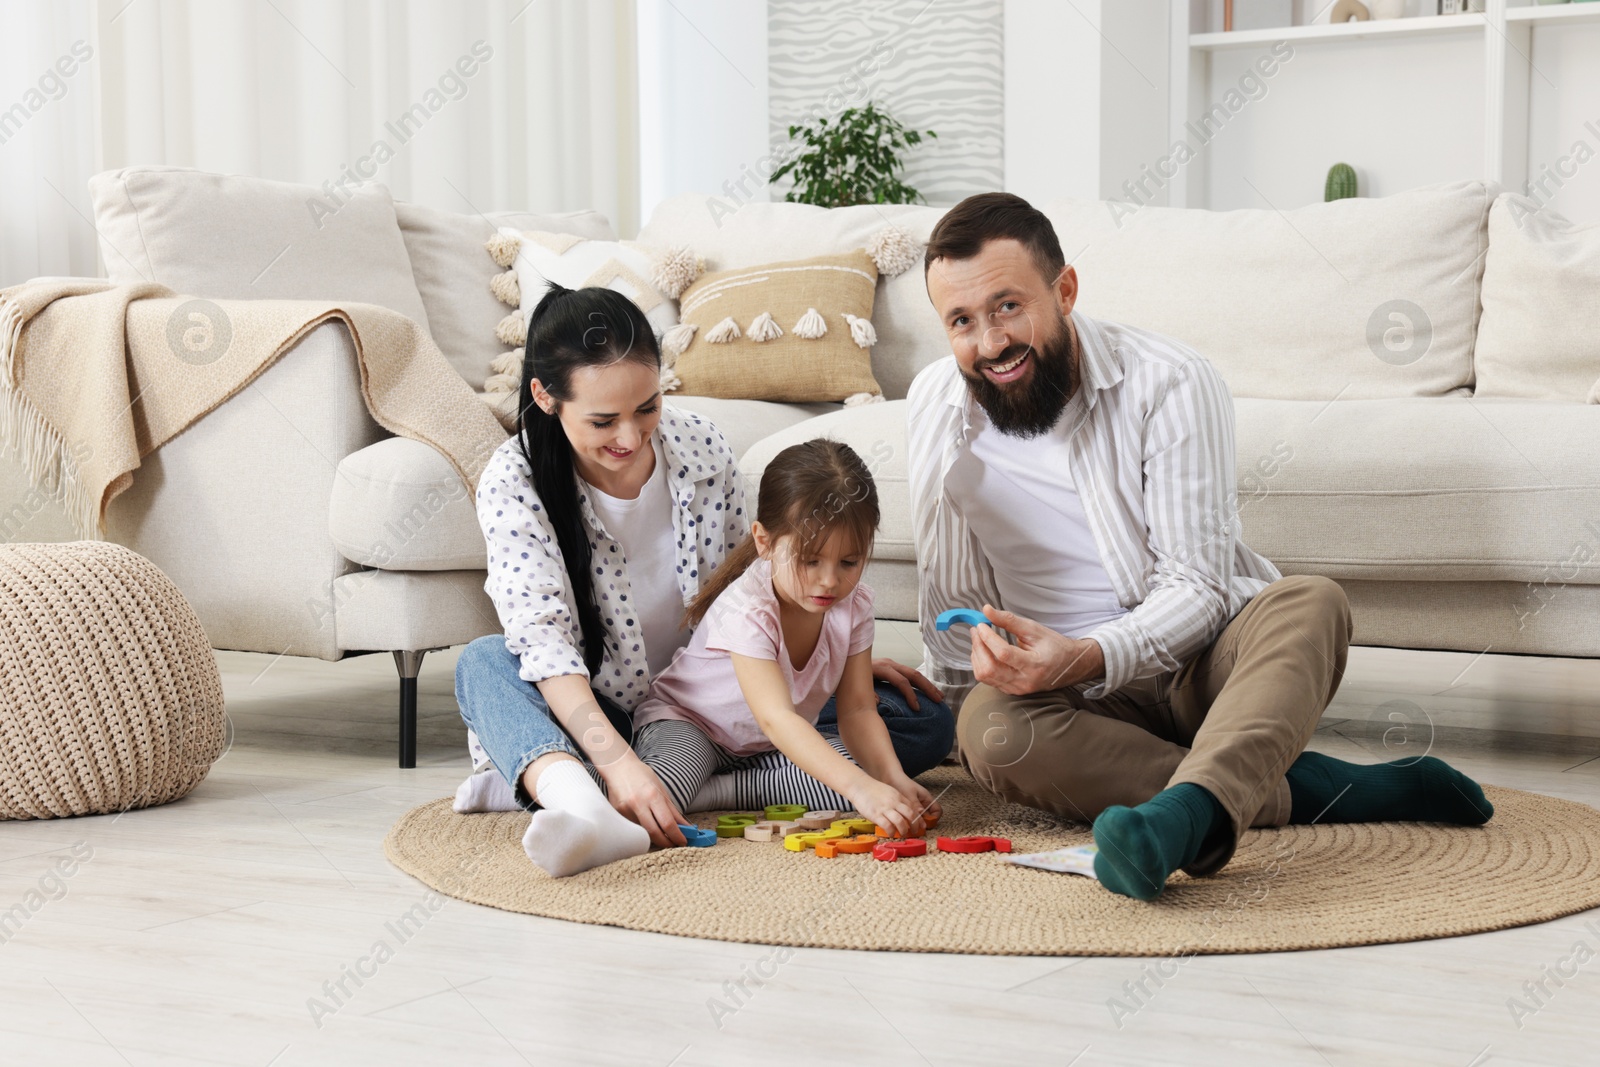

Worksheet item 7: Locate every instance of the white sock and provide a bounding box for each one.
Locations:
[521,760,650,877]
[688,772,737,812]
[453,767,522,814]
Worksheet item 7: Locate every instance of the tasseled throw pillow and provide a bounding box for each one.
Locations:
[665,250,885,404]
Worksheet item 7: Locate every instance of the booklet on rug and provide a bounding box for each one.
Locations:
[1005,844,1100,879]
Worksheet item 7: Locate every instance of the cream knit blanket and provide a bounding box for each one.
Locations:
[0,279,508,538]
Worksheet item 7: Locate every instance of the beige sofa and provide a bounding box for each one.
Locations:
[6,170,1598,766]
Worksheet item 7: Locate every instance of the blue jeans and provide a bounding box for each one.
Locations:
[455,635,955,807]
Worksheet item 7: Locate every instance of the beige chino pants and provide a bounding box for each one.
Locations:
[958,574,1353,875]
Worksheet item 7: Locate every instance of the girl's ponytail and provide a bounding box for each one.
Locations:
[684,534,758,630]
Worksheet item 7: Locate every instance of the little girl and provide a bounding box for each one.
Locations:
[631,439,941,838]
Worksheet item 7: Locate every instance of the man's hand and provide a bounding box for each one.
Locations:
[871,658,944,710]
[969,604,1104,696]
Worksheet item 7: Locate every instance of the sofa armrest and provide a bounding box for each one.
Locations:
[104,320,386,660]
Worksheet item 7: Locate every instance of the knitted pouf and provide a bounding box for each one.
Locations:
[0,541,227,819]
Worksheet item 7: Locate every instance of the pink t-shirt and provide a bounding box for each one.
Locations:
[633,557,876,756]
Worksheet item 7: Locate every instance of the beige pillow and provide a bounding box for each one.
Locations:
[87,166,430,329]
[667,251,884,403]
[394,202,615,390]
[1474,194,1600,402]
[638,197,940,400]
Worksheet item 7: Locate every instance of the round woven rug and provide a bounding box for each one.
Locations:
[384,768,1600,956]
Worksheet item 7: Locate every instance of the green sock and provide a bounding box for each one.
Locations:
[1285,751,1492,826]
[1092,783,1227,902]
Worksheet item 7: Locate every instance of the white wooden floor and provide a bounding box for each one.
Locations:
[4,620,1600,1066]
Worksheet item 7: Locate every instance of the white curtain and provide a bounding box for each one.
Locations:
[0,0,639,288]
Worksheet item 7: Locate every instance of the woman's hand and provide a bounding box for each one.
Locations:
[597,755,687,849]
[871,658,944,711]
[847,777,926,838]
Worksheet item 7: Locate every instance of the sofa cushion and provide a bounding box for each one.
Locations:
[1473,194,1600,401]
[1043,181,1494,401]
[739,402,912,563]
[1235,397,1600,584]
[734,394,1600,589]
[664,396,838,462]
[329,438,486,571]
[394,202,614,390]
[88,166,431,329]
[639,196,947,401]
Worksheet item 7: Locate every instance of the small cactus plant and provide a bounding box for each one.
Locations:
[1326,162,1358,202]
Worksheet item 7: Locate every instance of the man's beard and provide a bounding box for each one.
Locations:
[961,314,1078,438]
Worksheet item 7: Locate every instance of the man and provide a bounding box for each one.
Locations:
[909,192,1491,901]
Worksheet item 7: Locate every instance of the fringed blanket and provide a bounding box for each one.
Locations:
[0,279,507,538]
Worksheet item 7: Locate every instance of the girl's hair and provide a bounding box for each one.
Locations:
[685,439,879,629]
[518,282,660,675]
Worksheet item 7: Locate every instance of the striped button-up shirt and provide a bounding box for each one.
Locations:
[907,310,1281,713]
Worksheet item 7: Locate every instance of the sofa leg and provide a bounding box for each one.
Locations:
[392,650,427,768]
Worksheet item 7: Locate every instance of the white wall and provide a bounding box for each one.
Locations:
[1003,0,1172,209]
[1525,21,1600,226]
[641,1,1176,221]
[636,0,768,235]
[1004,0,1102,205]
[1200,35,1484,211]
[1098,2,1173,205]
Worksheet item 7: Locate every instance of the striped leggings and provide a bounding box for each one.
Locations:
[632,718,855,813]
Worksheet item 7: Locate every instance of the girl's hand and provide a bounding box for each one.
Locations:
[893,774,942,827]
[597,756,687,849]
[848,777,925,839]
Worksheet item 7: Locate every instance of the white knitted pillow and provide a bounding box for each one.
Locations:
[482,230,703,401]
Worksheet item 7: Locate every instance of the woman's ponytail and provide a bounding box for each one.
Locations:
[517,282,660,676]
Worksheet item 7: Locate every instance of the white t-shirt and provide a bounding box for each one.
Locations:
[945,397,1129,638]
[584,442,691,679]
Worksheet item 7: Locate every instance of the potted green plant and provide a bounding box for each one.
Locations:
[768,102,937,208]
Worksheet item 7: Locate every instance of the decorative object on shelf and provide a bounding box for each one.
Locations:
[1326,163,1359,201]
[1438,0,1466,11]
[1371,0,1406,17]
[768,101,936,208]
[1331,0,1371,20]
[1466,0,1485,11]
[1224,0,1232,31]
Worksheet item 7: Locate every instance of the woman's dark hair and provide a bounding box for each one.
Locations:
[519,283,660,675]
[685,439,879,629]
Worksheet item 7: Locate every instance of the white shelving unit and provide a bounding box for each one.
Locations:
[1167,0,1600,209]
[1190,12,1485,49]
[1506,1,1600,23]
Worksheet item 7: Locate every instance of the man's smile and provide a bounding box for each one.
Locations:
[981,349,1031,383]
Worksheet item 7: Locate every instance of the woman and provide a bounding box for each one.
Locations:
[454,283,953,877]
